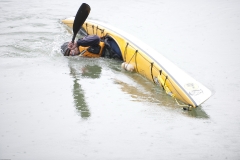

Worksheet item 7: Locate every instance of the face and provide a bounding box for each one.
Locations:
[70,47,79,56]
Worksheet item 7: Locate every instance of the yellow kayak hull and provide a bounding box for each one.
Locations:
[62,17,212,107]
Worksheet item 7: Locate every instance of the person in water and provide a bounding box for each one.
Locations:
[61,34,123,61]
[63,35,100,56]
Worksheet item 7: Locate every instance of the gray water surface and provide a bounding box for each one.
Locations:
[0,0,240,159]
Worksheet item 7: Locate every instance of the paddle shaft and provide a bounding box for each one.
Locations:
[65,3,90,56]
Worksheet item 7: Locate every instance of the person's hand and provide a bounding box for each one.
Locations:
[68,42,73,49]
[68,41,77,50]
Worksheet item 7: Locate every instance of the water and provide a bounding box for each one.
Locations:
[1,0,240,159]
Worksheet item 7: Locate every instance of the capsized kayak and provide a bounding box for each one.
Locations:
[62,17,212,108]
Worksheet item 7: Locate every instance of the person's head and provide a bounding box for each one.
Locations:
[61,42,69,56]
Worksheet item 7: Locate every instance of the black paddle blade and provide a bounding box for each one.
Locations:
[72,3,91,42]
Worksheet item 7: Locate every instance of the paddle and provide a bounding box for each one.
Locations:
[65,3,91,56]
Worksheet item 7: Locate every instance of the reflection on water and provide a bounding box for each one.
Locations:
[81,65,102,79]
[69,63,102,119]
[184,106,209,119]
[115,71,209,119]
[67,55,209,119]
